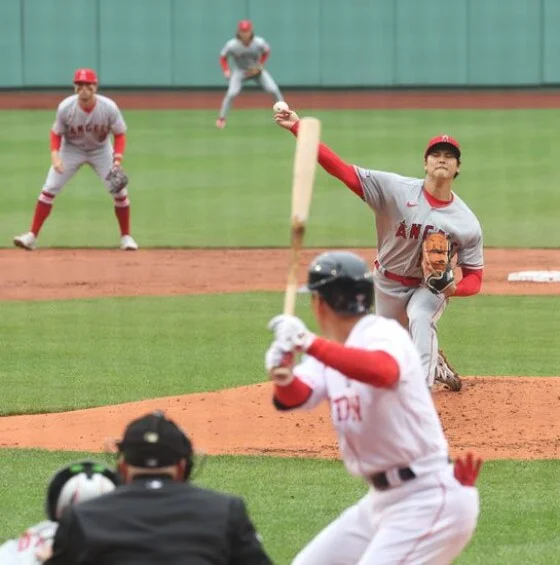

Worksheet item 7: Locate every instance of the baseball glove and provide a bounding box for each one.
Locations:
[105,166,129,195]
[245,65,263,78]
[421,232,455,295]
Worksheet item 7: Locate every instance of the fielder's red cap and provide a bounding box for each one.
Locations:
[238,19,253,32]
[73,68,98,84]
[424,135,461,159]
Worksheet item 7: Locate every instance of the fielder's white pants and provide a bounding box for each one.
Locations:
[292,465,479,565]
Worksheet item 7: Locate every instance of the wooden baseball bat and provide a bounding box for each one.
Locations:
[283,117,321,315]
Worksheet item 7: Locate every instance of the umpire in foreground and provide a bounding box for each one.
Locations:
[45,411,272,565]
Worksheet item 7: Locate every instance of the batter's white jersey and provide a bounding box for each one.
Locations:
[52,94,127,151]
[220,37,269,71]
[356,169,484,277]
[293,314,449,477]
[0,520,56,565]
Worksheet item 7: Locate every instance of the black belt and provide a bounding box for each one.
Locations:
[370,467,416,491]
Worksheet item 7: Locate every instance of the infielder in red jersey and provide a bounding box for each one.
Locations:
[14,68,138,251]
[265,251,481,565]
[275,108,484,391]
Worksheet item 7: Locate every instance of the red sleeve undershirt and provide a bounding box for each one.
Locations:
[455,268,483,296]
[220,56,230,74]
[273,338,400,408]
[50,130,61,151]
[290,121,364,198]
[259,50,270,65]
[113,133,126,157]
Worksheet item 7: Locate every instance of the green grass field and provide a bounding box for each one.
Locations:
[0,108,558,564]
[0,109,559,247]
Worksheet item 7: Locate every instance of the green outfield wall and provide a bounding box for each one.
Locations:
[0,0,557,88]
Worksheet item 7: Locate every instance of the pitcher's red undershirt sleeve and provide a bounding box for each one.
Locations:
[259,50,270,65]
[455,268,483,297]
[289,122,364,198]
[219,56,230,73]
[50,131,62,151]
[307,338,399,388]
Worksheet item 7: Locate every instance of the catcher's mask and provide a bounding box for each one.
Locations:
[45,460,119,521]
[300,251,374,315]
[117,411,195,482]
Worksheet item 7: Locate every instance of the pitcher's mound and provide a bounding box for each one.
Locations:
[0,377,558,461]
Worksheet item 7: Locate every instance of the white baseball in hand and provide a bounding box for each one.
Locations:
[273,101,290,113]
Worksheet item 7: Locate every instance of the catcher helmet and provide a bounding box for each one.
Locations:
[45,460,119,521]
[304,251,374,315]
[73,68,98,84]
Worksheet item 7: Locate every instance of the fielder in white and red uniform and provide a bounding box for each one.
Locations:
[274,109,484,391]
[216,20,284,129]
[0,461,118,565]
[265,251,481,564]
[13,68,138,251]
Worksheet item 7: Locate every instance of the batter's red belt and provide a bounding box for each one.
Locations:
[374,261,422,287]
[370,466,416,491]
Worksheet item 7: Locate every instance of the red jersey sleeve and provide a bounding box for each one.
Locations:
[307,338,399,388]
[455,268,483,297]
[50,130,62,151]
[289,122,364,198]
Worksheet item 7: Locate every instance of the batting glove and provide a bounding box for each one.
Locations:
[265,341,295,386]
[267,314,315,353]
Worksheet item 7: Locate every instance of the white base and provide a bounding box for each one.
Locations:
[507,270,560,283]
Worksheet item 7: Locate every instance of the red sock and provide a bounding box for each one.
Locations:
[114,204,130,236]
[30,199,53,236]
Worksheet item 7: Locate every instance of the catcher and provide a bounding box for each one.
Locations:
[216,20,284,129]
[275,105,485,392]
[0,460,118,564]
[13,68,138,251]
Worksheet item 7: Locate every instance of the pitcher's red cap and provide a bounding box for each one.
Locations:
[238,20,253,32]
[73,68,98,84]
[424,135,461,158]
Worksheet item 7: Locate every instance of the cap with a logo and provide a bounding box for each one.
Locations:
[73,68,98,84]
[238,20,253,32]
[117,411,193,468]
[424,135,461,159]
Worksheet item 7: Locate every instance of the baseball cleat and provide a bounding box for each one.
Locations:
[216,118,226,129]
[435,349,462,391]
[120,235,138,251]
[13,231,37,250]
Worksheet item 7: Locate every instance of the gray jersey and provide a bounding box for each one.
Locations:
[52,94,126,151]
[0,520,56,565]
[220,36,269,70]
[356,168,484,278]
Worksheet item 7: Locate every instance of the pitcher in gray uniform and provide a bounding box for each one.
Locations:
[216,20,284,129]
[274,109,484,391]
[13,68,138,251]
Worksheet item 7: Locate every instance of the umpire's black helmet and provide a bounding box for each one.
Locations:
[304,251,374,315]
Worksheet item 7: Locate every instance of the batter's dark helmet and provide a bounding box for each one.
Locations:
[304,251,374,315]
[45,460,119,521]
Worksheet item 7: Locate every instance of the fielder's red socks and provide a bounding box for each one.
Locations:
[114,201,130,236]
[30,198,53,236]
